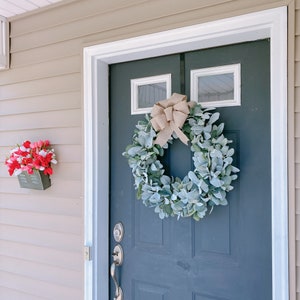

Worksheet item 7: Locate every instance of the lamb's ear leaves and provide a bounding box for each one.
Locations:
[208,112,220,125]
[188,171,199,185]
[127,146,142,156]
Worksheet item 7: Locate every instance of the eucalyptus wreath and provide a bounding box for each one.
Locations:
[123,103,239,221]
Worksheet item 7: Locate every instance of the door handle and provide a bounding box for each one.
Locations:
[110,244,123,300]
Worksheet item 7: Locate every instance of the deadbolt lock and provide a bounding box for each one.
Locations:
[113,222,124,243]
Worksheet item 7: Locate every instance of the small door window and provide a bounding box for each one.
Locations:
[131,74,171,115]
[191,64,241,107]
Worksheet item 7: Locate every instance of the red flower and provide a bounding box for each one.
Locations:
[5,158,21,176]
[23,141,31,148]
[44,167,53,175]
[5,140,57,176]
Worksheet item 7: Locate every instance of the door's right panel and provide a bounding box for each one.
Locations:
[184,40,271,299]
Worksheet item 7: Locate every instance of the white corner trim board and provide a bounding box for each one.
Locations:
[0,16,9,70]
[83,7,288,300]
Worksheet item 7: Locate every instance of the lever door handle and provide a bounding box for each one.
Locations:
[110,244,123,300]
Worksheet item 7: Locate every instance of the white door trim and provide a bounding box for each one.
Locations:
[83,6,288,300]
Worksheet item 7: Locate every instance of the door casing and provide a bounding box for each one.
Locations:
[83,7,288,300]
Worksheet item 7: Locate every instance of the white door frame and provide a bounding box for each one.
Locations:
[83,7,288,300]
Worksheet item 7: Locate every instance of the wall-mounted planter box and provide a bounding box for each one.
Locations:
[17,170,51,190]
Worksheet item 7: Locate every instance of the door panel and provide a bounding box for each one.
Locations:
[109,40,271,300]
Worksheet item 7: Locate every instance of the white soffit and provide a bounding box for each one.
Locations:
[0,0,64,18]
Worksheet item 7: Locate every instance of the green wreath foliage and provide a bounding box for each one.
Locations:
[123,104,239,221]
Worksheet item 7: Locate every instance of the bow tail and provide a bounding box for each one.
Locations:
[154,126,173,147]
[171,122,189,145]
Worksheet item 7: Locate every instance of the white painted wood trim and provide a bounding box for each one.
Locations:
[83,6,288,300]
[0,16,9,70]
[270,9,288,300]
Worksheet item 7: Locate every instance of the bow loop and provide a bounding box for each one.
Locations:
[164,106,173,121]
[150,93,195,147]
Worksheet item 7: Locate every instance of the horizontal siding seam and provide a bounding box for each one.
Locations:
[0,237,82,254]
[0,92,81,116]
[0,285,49,300]
[10,54,79,69]
[0,256,82,273]
[0,107,81,119]
[0,62,80,86]
[0,254,82,274]
[0,240,82,271]
[0,125,81,135]
[0,205,81,216]
[0,91,80,100]
[9,39,82,68]
[8,54,79,70]
[10,32,99,54]
[0,238,81,252]
[0,89,81,102]
[0,207,82,223]
[0,125,82,133]
[0,109,81,119]
[0,222,83,236]
[0,270,83,293]
[0,195,82,218]
[0,71,80,88]
[0,222,83,237]
[0,209,82,223]
[0,107,82,117]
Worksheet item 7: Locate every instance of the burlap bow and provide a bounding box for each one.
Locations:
[150,93,195,147]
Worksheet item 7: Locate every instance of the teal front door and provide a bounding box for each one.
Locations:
[109,40,271,299]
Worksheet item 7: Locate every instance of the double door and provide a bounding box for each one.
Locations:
[109,39,271,300]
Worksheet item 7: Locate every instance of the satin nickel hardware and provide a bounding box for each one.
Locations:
[112,244,123,265]
[113,222,124,243]
[110,244,124,300]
